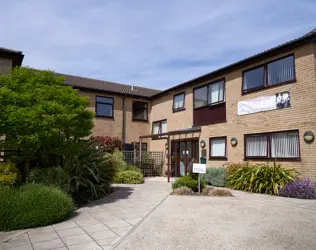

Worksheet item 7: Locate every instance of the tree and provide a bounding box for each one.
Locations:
[0,67,94,161]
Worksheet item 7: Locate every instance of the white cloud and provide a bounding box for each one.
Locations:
[1,0,315,89]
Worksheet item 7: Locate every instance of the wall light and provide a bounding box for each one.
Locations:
[230,137,238,147]
[303,131,314,143]
[200,140,206,148]
[165,143,169,150]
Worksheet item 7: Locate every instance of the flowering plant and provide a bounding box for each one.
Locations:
[90,136,122,152]
[279,178,316,199]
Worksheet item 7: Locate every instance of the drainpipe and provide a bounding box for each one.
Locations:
[122,95,126,149]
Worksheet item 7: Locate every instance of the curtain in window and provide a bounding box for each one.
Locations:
[174,94,184,109]
[268,56,294,85]
[243,67,265,91]
[246,135,268,157]
[208,81,225,104]
[210,138,226,156]
[153,123,160,134]
[271,131,299,158]
[161,120,167,133]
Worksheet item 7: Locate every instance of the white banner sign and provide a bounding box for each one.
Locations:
[237,91,290,116]
[193,163,206,174]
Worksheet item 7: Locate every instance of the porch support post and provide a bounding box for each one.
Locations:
[139,137,142,163]
[167,135,170,183]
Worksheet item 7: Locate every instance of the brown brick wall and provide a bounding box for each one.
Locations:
[0,57,12,74]
[78,90,151,146]
[150,43,316,179]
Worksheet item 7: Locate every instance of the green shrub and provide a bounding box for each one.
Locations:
[224,162,249,178]
[61,139,117,203]
[26,167,69,192]
[0,162,20,186]
[202,168,227,187]
[227,162,297,195]
[123,165,142,173]
[172,174,206,192]
[114,170,144,184]
[105,149,126,171]
[0,184,73,231]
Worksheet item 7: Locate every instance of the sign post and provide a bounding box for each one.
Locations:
[192,163,206,194]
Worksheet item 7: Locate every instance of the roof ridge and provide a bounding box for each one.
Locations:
[56,72,161,92]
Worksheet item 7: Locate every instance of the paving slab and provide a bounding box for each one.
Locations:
[1,178,170,250]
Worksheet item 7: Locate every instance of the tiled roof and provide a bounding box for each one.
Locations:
[0,47,23,55]
[57,73,161,98]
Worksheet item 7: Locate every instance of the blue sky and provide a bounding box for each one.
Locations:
[1,0,315,90]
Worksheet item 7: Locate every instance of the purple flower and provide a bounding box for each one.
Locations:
[279,178,316,199]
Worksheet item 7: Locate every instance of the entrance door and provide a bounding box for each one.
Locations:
[171,139,199,177]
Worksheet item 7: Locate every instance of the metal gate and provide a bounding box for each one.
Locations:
[122,151,164,177]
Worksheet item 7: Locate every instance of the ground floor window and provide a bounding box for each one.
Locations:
[245,130,300,159]
[135,142,148,152]
[209,137,227,159]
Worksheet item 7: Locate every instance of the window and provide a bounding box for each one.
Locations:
[135,142,147,152]
[209,137,227,159]
[194,79,225,108]
[132,101,148,121]
[152,120,167,134]
[242,55,295,93]
[96,96,113,118]
[173,92,185,112]
[245,130,300,159]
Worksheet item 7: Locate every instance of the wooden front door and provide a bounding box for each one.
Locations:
[171,139,199,177]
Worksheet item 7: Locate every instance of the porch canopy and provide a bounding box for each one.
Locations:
[139,126,201,182]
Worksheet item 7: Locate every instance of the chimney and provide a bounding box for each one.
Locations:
[131,84,135,91]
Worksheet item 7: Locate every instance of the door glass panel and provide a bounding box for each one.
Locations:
[179,142,186,176]
[186,142,192,158]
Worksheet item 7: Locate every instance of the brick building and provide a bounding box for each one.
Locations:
[1,29,315,179]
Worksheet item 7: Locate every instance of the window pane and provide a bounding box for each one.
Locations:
[208,81,225,104]
[194,86,207,108]
[243,67,265,91]
[174,93,185,110]
[268,56,295,85]
[96,96,113,103]
[210,138,226,157]
[97,103,113,117]
[271,131,299,158]
[161,120,167,133]
[152,122,160,134]
[246,135,268,157]
[133,102,148,120]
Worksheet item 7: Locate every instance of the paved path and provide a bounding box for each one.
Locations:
[115,190,316,250]
[0,178,170,250]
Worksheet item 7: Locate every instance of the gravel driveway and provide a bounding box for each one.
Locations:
[115,191,316,250]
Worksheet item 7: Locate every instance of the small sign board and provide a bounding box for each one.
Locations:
[193,163,206,174]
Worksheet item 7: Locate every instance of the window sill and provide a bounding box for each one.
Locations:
[242,79,296,95]
[96,115,114,119]
[173,108,185,113]
[209,157,227,161]
[194,101,225,110]
[132,119,149,123]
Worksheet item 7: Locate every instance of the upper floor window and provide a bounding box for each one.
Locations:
[242,55,295,93]
[96,96,114,118]
[194,79,225,109]
[152,119,167,134]
[173,92,185,112]
[245,130,300,159]
[132,101,148,121]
